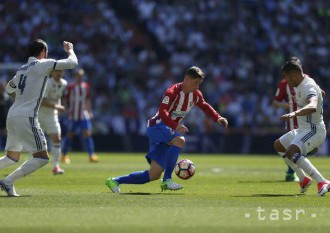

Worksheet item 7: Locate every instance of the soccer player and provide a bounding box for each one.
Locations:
[273,58,330,196]
[39,69,67,175]
[105,66,228,193]
[0,39,78,196]
[273,77,299,182]
[61,68,98,163]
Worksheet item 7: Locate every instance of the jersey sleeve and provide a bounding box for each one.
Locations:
[304,84,318,100]
[195,90,221,122]
[54,52,78,70]
[274,81,286,101]
[5,75,18,94]
[158,86,179,130]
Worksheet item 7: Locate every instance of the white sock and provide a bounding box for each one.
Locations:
[0,155,18,170]
[4,157,49,184]
[283,157,306,181]
[295,155,325,183]
[52,143,61,167]
[277,152,306,181]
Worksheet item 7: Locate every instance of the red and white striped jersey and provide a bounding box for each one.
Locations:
[148,82,221,130]
[274,78,298,130]
[65,81,91,120]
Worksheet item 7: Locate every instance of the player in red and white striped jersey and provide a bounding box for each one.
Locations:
[273,78,299,182]
[106,66,228,193]
[62,68,97,163]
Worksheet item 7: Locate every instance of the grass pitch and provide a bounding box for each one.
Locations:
[0,153,330,233]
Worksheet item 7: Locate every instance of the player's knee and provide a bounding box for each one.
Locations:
[173,136,185,148]
[273,139,283,152]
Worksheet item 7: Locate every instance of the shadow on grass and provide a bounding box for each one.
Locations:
[0,195,31,198]
[232,194,305,197]
[120,192,184,196]
[238,180,288,183]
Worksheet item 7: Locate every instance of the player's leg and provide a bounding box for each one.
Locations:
[82,118,98,162]
[0,117,49,196]
[49,132,64,175]
[143,123,183,191]
[274,139,313,193]
[110,143,167,185]
[0,118,21,170]
[288,128,330,196]
[274,130,307,181]
[61,120,75,164]
[162,136,185,182]
[286,165,298,182]
[0,151,20,170]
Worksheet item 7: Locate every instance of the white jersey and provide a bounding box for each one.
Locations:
[295,75,324,129]
[39,78,67,116]
[7,54,77,118]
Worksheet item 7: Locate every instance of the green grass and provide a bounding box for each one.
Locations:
[0,153,330,233]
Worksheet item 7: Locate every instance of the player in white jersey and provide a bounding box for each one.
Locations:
[273,57,330,196]
[39,69,67,175]
[0,39,78,196]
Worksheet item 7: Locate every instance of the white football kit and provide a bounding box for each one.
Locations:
[39,78,67,134]
[5,55,77,153]
[280,76,326,155]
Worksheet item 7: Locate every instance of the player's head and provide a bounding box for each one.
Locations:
[51,70,64,81]
[281,57,303,87]
[74,68,85,82]
[28,39,48,59]
[184,66,205,80]
[183,66,205,93]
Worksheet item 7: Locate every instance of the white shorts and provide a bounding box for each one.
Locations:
[5,116,47,153]
[279,125,326,155]
[38,113,61,135]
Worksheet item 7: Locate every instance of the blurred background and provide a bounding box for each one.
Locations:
[0,0,329,154]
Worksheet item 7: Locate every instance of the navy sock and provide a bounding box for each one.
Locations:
[163,146,181,181]
[84,136,95,156]
[62,137,71,155]
[115,170,150,184]
[287,165,295,174]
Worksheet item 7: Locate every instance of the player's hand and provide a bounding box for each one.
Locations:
[63,41,74,53]
[177,125,189,134]
[55,104,65,113]
[321,89,326,97]
[217,117,228,128]
[280,112,296,121]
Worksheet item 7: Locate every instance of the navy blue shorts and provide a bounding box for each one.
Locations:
[145,122,181,168]
[67,118,92,134]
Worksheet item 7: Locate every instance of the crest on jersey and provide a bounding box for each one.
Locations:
[162,96,169,104]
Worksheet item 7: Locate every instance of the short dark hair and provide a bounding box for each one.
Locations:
[28,39,48,57]
[281,57,303,73]
[184,66,205,79]
[288,56,301,64]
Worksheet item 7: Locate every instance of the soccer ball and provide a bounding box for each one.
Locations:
[174,159,196,180]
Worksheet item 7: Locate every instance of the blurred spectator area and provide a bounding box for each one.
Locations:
[1,0,330,138]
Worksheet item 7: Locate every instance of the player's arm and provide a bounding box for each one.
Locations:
[196,91,228,128]
[280,94,317,120]
[41,99,65,112]
[5,76,17,99]
[52,41,78,71]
